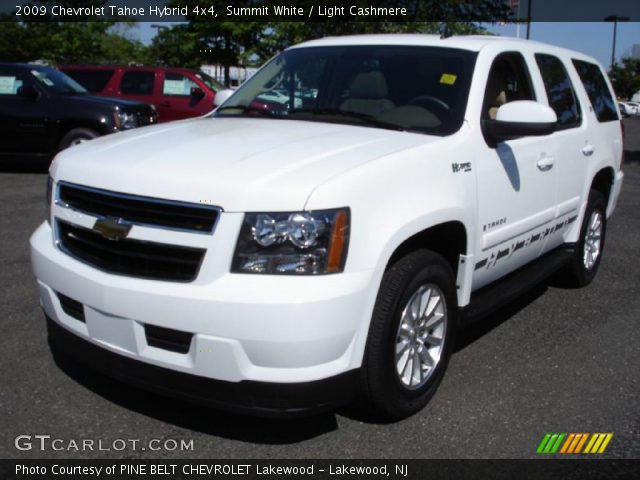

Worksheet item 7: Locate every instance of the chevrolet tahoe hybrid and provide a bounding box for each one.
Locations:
[31,35,624,420]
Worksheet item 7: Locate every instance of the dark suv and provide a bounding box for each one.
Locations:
[0,63,157,162]
[61,65,225,122]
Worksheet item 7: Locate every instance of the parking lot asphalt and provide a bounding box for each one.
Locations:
[1,119,639,460]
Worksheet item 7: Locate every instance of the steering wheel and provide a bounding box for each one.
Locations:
[408,96,451,113]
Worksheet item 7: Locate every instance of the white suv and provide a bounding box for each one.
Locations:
[31,35,624,420]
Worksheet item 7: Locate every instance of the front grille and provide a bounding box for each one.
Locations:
[57,292,85,322]
[57,220,205,282]
[144,324,193,354]
[58,182,219,233]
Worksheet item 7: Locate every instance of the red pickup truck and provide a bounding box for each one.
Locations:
[60,65,225,122]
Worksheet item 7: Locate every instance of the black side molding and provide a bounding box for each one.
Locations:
[461,247,574,325]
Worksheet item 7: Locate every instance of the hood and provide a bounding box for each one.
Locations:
[52,117,440,211]
[63,94,153,112]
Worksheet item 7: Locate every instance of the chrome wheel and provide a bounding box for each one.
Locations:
[395,283,447,389]
[583,210,603,270]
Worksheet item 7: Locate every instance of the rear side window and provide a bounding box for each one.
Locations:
[63,69,114,93]
[572,59,619,122]
[535,54,581,129]
[120,71,155,95]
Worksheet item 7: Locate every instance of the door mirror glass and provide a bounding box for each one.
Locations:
[190,86,205,99]
[483,100,557,143]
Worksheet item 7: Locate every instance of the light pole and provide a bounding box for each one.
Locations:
[526,0,533,40]
[604,15,630,71]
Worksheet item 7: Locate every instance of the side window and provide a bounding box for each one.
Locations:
[120,71,155,95]
[483,52,535,120]
[64,69,114,93]
[162,73,198,96]
[572,59,618,122]
[535,54,581,129]
[0,72,24,96]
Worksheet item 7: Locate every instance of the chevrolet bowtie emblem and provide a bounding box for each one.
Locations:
[92,217,132,241]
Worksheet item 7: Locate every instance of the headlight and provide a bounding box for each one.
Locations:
[114,111,138,130]
[232,208,350,275]
[46,176,52,225]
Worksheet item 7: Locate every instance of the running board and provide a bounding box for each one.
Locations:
[460,248,574,325]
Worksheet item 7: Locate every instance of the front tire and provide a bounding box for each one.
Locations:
[59,128,98,151]
[360,250,457,420]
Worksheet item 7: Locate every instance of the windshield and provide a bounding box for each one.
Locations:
[195,71,224,92]
[30,68,87,95]
[215,45,476,135]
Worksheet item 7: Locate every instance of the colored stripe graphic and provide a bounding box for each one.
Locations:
[537,433,613,454]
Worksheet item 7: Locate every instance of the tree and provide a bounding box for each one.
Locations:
[609,57,640,100]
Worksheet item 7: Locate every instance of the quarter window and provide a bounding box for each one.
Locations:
[572,59,618,122]
[535,54,581,129]
[120,71,155,95]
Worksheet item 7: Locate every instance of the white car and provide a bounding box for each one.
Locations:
[619,101,639,116]
[31,34,624,420]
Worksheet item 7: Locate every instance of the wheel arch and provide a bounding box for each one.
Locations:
[590,167,615,213]
[385,220,468,279]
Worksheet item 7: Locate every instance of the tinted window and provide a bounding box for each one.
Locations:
[483,52,535,120]
[120,71,155,95]
[535,54,581,129]
[162,73,198,96]
[216,46,477,136]
[64,69,114,93]
[572,59,619,122]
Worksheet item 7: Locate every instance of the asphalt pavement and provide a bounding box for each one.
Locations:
[1,119,639,459]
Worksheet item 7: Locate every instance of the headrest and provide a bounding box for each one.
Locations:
[486,74,507,108]
[349,71,388,99]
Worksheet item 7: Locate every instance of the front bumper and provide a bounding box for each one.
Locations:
[46,315,358,417]
[31,221,377,406]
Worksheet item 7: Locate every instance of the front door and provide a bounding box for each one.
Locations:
[473,52,558,289]
[0,68,51,157]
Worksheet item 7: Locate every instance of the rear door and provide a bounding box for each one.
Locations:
[118,69,157,107]
[533,53,587,254]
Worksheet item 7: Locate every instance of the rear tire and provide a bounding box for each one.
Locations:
[59,128,98,151]
[558,190,607,287]
[360,250,457,421]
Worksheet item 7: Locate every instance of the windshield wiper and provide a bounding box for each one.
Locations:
[215,104,283,118]
[288,108,406,132]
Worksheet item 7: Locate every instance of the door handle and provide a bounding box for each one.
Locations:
[536,154,555,171]
[581,144,595,157]
[160,101,171,107]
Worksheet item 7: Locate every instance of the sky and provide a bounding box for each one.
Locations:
[134,21,639,69]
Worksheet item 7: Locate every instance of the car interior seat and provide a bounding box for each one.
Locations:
[340,71,394,117]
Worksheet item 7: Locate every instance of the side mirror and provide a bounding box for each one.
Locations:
[483,101,557,143]
[213,89,235,107]
[17,84,39,100]
[190,86,205,100]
